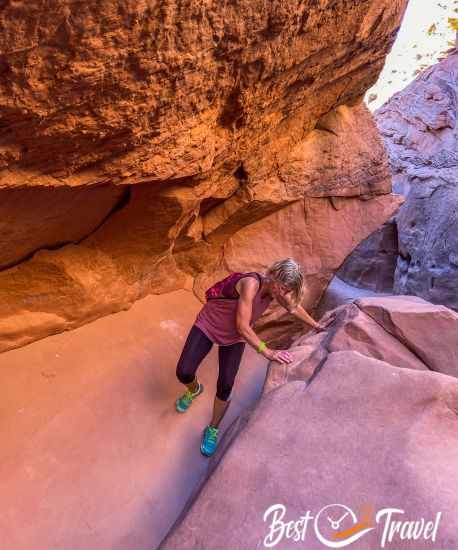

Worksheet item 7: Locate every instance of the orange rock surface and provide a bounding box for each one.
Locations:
[0,1,408,351]
[0,290,269,550]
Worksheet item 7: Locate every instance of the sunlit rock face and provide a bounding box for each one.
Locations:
[0,0,408,351]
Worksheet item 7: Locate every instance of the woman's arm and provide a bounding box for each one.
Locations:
[236,278,292,364]
[290,304,321,330]
[275,293,321,330]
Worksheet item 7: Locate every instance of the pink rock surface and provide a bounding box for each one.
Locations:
[160,350,458,549]
[356,296,458,377]
[266,295,458,392]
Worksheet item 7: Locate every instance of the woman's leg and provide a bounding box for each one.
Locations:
[210,341,246,427]
[176,325,213,392]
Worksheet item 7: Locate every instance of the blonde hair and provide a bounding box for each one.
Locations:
[266,258,305,306]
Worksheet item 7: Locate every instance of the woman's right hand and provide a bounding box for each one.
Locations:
[263,348,294,364]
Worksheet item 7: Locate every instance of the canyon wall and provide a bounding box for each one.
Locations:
[339,48,458,312]
[0,0,408,351]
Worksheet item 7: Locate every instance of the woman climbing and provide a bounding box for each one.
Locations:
[175,258,326,457]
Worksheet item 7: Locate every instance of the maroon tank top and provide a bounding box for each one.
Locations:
[194,272,273,346]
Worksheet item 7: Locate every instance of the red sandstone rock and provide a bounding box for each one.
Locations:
[0,1,408,187]
[0,185,125,270]
[0,1,408,351]
[0,98,401,354]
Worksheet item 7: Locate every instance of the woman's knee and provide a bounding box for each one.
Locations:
[176,363,195,385]
[175,324,212,385]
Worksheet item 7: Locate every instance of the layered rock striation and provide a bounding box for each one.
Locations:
[0,1,408,351]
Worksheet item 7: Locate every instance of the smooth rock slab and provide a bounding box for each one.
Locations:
[159,350,458,550]
[355,296,458,377]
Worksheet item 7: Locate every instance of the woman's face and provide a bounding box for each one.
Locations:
[271,280,293,300]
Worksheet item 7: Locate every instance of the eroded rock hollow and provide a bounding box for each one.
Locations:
[0,1,407,351]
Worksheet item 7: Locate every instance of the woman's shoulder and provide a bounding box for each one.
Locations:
[235,272,262,296]
[242,271,265,282]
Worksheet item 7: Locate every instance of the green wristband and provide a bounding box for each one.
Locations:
[257,340,267,353]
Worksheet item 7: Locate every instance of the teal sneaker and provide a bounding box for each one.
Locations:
[200,425,219,457]
[175,383,204,413]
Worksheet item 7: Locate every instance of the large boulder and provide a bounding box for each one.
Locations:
[265,295,458,392]
[0,1,408,352]
[314,276,391,319]
[337,216,399,292]
[160,347,458,549]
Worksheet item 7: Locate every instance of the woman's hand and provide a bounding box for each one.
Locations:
[263,348,294,364]
[315,313,338,332]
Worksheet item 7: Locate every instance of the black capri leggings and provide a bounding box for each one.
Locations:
[176,324,246,401]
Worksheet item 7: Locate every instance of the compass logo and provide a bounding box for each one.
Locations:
[262,503,441,548]
[314,504,375,548]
